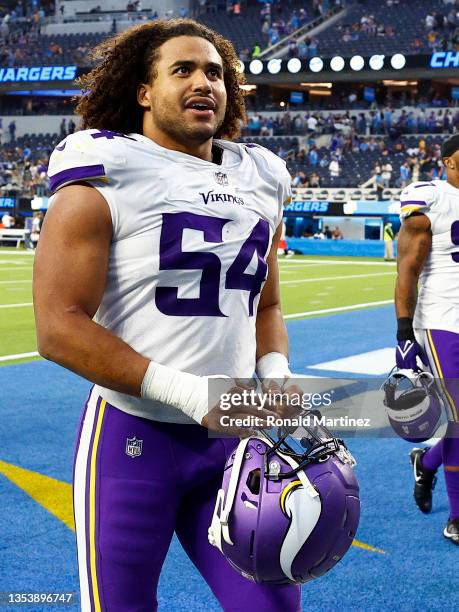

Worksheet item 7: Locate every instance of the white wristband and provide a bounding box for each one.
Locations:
[141,361,208,425]
[256,352,291,380]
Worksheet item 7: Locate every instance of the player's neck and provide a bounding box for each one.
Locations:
[447,176,459,190]
[143,128,214,162]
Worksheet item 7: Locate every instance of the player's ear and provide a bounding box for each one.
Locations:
[137,84,151,109]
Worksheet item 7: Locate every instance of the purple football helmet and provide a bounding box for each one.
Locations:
[208,424,360,584]
[383,368,443,443]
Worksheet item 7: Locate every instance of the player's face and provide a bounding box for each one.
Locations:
[139,36,227,152]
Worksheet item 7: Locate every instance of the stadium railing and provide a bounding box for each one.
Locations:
[291,186,401,202]
[259,4,346,60]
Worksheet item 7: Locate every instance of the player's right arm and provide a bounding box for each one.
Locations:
[33,183,151,396]
[394,181,436,369]
[395,213,431,320]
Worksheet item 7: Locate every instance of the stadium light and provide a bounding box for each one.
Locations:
[287,58,302,73]
[309,57,324,73]
[267,59,282,74]
[236,60,245,74]
[350,55,365,71]
[391,54,406,70]
[369,55,385,70]
[249,59,263,75]
[330,56,345,72]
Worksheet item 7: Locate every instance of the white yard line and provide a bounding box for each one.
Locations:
[280,272,394,285]
[309,348,395,375]
[0,279,31,285]
[0,351,39,362]
[284,299,393,319]
[0,302,33,309]
[0,260,32,266]
[279,258,396,266]
[0,250,34,255]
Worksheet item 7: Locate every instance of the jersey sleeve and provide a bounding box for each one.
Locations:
[399,181,440,230]
[244,143,291,228]
[47,129,127,234]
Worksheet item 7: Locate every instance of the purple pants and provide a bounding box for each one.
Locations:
[418,329,459,519]
[73,389,301,611]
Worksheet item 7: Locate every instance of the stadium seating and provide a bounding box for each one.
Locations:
[316,0,453,56]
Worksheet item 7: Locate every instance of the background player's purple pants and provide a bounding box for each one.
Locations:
[73,390,301,611]
[420,329,459,520]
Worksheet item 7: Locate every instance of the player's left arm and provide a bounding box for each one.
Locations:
[255,222,290,378]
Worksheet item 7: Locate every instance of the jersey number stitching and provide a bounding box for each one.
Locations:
[155,212,269,317]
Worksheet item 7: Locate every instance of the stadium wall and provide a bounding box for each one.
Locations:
[1,116,77,138]
[287,238,397,258]
[61,0,189,18]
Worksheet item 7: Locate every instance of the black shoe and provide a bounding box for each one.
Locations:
[443,518,459,545]
[409,448,437,514]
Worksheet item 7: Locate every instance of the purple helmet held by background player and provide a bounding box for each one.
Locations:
[208,423,360,584]
[383,368,443,443]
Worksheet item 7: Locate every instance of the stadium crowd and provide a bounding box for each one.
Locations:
[243,107,459,138]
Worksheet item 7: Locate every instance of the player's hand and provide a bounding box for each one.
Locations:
[261,377,305,419]
[201,381,278,437]
[395,339,428,371]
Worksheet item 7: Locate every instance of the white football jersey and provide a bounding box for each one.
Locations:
[47,129,291,423]
[400,179,459,332]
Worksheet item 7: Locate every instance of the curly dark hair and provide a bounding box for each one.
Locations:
[75,19,247,140]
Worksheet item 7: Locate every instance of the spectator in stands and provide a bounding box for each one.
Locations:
[308,146,318,166]
[381,160,393,188]
[292,171,308,187]
[324,225,333,239]
[361,164,384,199]
[30,210,43,248]
[307,114,318,133]
[251,43,261,58]
[332,226,344,240]
[329,156,340,178]
[309,172,321,188]
[8,120,16,143]
[399,161,411,188]
[229,2,241,18]
[425,12,435,30]
[1,211,15,228]
[60,118,66,138]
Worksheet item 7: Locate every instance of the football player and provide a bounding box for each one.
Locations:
[33,20,301,611]
[396,133,459,545]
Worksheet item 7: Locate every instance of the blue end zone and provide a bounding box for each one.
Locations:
[0,307,457,611]
[289,304,395,375]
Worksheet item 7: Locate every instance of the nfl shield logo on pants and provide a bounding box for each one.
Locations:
[125,436,143,458]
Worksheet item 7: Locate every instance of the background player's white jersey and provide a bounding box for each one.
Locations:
[400,179,459,332]
[47,129,290,423]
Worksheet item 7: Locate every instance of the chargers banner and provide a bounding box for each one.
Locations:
[0,66,77,83]
[284,201,345,216]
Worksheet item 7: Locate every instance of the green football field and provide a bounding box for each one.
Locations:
[0,249,397,366]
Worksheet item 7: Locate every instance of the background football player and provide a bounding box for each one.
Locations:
[33,19,302,611]
[395,133,459,545]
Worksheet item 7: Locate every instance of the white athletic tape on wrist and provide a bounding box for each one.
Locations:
[256,352,291,380]
[141,361,208,425]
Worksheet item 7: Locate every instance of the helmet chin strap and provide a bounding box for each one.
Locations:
[208,436,252,552]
